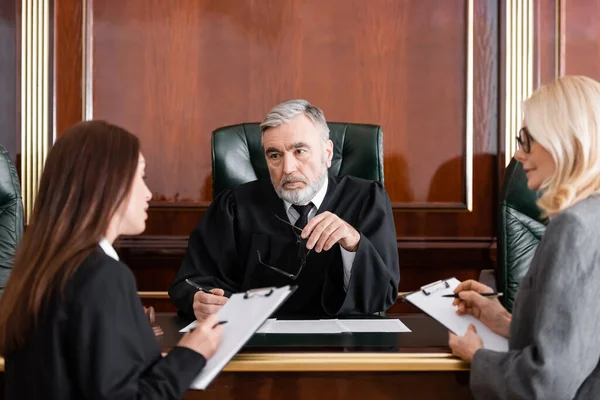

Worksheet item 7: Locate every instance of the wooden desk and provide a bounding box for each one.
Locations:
[0,314,473,399]
[158,313,473,399]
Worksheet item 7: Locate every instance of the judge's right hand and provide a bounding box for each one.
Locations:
[193,288,228,321]
[452,280,512,338]
[178,314,223,359]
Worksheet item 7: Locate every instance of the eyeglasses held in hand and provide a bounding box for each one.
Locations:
[256,213,311,280]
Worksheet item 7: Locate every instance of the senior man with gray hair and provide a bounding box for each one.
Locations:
[170,100,399,319]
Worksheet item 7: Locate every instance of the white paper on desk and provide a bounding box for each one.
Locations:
[337,319,411,333]
[254,318,411,334]
[255,318,275,333]
[257,319,344,334]
[186,285,295,390]
[181,318,275,334]
[405,278,509,352]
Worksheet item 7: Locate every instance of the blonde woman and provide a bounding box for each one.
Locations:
[449,75,600,399]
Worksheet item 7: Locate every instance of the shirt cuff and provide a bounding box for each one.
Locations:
[340,247,356,290]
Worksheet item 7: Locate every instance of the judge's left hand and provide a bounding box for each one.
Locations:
[448,324,483,363]
[301,211,360,252]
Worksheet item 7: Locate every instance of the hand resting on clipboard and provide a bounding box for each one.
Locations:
[401,278,508,352]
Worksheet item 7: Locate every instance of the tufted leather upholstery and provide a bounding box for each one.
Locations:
[0,146,23,294]
[496,158,546,312]
[211,122,384,197]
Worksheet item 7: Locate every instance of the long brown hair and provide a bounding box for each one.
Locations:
[0,120,140,354]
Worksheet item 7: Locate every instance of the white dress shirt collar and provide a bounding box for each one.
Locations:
[99,238,119,261]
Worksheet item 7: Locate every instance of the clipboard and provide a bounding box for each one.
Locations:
[182,285,297,390]
[402,278,508,352]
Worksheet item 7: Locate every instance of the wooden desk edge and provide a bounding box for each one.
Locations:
[138,291,170,299]
[0,352,468,373]
[176,352,468,372]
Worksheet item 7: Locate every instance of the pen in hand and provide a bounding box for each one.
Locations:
[185,278,215,295]
[213,320,228,328]
[442,292,503,298]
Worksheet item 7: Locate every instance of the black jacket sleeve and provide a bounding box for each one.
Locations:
[169,189,242,318]
[325,181,399,315]
[70,259,206,399]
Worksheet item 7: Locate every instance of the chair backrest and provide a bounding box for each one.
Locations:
[211,122,384,197]
[496,158,546,311]
[0,146,24,294]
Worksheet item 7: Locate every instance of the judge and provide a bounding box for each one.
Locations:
[169,99,399,319]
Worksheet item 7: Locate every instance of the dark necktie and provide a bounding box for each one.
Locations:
[292,203,313,230]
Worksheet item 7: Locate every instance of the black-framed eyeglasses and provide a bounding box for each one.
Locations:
[516,127,533,154]
[256,214,311,280]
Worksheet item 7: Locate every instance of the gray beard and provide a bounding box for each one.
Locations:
[274,168,328,205]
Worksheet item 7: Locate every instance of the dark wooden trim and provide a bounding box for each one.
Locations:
[115,235,496,275]
[148,202,480,212]
[53,0,83,136]
[389,202,471,211]
[123,234,496,314]
[116,235,495,252]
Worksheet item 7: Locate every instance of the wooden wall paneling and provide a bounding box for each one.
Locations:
[143,205,204,236]
[87,0,498,239]
[54,0,83,136]
[396,0,498,239]
[0,369,472,400]
[43,0,600,311]
[535,0,558,87]
[89,0,473,207]
[117,235,494,312]
[48,0,502,301]
[180,372,472,400]
[560,0,600,79]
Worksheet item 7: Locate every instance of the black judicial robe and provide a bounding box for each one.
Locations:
[169,175,400,318]
[5,248,205,400]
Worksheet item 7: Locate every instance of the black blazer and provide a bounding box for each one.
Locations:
[5,247,205,399]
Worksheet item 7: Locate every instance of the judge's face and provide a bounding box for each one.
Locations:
[514,126,556,191]
[263,115,333,204]
[117,153,152,235]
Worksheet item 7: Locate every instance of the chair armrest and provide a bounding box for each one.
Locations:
[478,269,497,292]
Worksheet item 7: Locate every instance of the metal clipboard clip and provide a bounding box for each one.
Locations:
[420,280,450,296]
[243,287,275,299]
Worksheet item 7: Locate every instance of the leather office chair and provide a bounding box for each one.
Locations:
[211,122,384,197]
[0,146,24,295]
[495,158,547,312]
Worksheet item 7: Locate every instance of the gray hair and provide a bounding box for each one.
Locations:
[260,99,330,142]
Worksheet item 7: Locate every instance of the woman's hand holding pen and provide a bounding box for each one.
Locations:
[448,280,509,362]
[452,279,512,338]
[449,280,513,363]
[178,314,223,359]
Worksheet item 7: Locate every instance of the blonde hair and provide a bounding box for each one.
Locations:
[523,75,600,216]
